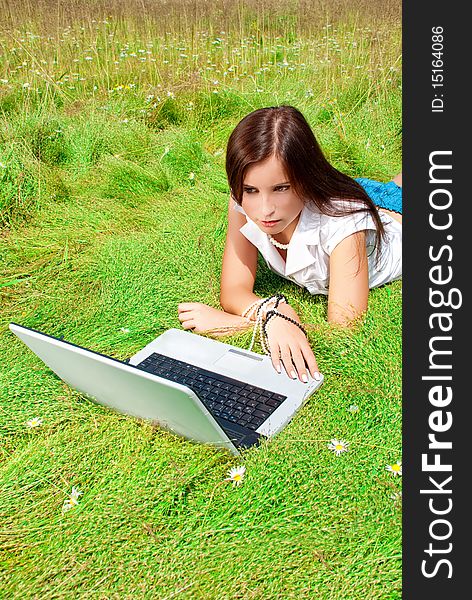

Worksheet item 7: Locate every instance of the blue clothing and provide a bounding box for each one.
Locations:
[355,177,402,215]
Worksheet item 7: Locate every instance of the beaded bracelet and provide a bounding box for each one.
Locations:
[255,294,287,317]
[263,310,306,335]
[245,294,288,353]
[241,295,286,324]
[260,310,307,355]
[241,299,262,320]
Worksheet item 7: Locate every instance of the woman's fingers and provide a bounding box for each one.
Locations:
[178,302,202,313]
[279,345,298,380]
[178,310,192,321]
[178,307,197,330]
[290,346,309,382]
[268,341,282,374]
[301,344,321,380]
[266,319,316,381]
[277,338,322,383]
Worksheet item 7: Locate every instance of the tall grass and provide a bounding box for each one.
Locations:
[0,0,401,225]
[1,1,402,597]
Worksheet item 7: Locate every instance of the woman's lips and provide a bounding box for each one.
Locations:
[260,219,281,228]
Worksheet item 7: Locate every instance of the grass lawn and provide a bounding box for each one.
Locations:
[1,1,402,597]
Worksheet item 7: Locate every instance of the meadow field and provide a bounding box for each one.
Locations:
[1,1,402,597]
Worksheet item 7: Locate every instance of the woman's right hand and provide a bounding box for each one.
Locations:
[265,304,321,383]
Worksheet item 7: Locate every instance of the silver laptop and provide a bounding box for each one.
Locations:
[9,323,323,455]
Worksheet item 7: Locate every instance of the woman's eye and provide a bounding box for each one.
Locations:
[243,188,257,194]
[275,185,289,192]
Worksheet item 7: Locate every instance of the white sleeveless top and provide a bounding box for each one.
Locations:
[232,200,402,295]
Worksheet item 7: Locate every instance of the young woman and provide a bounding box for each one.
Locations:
[178,106,402,383]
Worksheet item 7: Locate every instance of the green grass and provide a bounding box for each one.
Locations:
[1,1,402,597]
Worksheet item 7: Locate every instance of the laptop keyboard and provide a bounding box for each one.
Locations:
[135,352,287,431]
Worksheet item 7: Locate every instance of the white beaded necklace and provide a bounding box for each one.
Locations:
[268,235,290,250]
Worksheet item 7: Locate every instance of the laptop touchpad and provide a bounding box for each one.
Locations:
[213,349,263,375]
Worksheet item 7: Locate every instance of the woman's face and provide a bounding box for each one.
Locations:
[241,155,304,242]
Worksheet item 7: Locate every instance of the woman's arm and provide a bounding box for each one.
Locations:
[221,199,320,380]
[219,197,261,316]
[177,198,259,333]
[179,198,321,381]
[327,231,369,324]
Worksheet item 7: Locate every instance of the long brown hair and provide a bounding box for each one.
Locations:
[225,105,386,255]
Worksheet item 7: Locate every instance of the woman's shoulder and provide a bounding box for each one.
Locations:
[316,201,378,255]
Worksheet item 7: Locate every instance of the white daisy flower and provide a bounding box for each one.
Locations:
[119,327,130,333]
[70,487,81,502]
[386,462,402,476]
[188,172,195,181]
[225,465,246,486]
[26,417,43,428]
[62,487,82,514]
[348,404,359,413]
[327,439,349,456]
